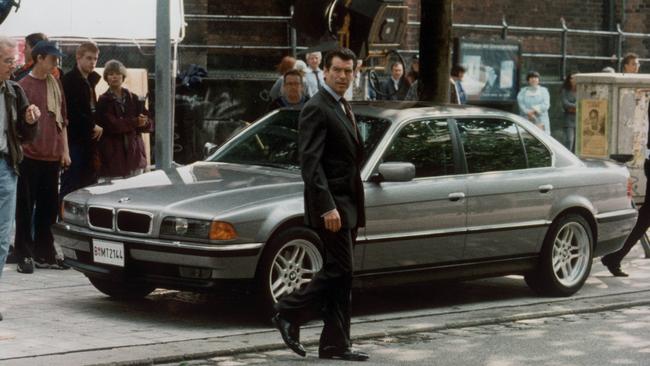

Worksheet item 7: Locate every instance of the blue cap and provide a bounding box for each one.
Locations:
[31,40,65,58]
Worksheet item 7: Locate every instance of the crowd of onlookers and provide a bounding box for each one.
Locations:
[0,31,153,300]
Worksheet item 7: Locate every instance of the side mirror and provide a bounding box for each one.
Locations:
[203,142,219,159]
[376,162,416,182]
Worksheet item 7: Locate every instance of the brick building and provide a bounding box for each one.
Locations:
[173,0,650,159]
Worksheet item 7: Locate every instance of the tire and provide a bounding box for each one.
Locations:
[256,227,324,314]
[88,277,155,300]
[525,214,593,297]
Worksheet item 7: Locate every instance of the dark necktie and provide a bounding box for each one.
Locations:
[315,71,321,89]
[340,97,358,141]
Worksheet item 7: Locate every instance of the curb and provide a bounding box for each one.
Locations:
[6,290,650,366]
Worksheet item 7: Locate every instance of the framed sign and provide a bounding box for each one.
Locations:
[579,99,608,158]
[454,39,521,103]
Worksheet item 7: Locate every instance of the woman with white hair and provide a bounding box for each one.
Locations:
[95,60,152,178]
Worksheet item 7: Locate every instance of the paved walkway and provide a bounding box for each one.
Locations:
[1,246,650,366]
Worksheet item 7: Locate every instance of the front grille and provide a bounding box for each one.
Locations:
[88,207,113,230]
[117,210,152,234]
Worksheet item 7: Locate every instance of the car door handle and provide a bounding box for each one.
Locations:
[448,192,466,201]
[538,184,554,193]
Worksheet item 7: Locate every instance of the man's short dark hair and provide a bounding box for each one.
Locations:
[324,48,357,70]
[623,52,639,66]
[391,61,404,71]
[526,70,541,81]
[25,32,47,48]
[283,69,303,83]
[451,64,466,77]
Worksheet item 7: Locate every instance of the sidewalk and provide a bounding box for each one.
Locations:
[2,246,650,366]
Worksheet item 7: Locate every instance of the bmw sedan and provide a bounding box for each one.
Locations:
[54,102,637,310]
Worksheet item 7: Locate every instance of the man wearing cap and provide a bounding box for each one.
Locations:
[0,36,40,320]
[14,40,70,273]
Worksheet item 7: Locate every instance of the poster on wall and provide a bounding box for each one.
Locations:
[454,39,521,103]
[579,99,608,157]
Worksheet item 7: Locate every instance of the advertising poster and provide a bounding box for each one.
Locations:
[579,99,608,157]
[455,40,521,103]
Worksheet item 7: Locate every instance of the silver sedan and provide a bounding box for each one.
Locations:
[54,102,637,310]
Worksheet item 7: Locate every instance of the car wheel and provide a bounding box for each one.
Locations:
[88,277,155,300]
[525,214,593,297]
[257,227,323,312]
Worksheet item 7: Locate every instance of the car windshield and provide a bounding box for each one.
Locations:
[209,109,391,170]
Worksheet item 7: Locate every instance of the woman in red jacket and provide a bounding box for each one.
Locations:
[95,60,152,179]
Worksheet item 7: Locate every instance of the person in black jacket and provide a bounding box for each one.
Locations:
[60,42,102,202]
[271,48,368,362]
[0,36,40,320]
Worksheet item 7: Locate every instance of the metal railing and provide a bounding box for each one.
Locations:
[183,12,650,81]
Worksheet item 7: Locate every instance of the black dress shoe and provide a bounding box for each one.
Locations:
[0,311,3,321]
[271,314,306,357]
[606,265,629,277]
[319,348,369,361]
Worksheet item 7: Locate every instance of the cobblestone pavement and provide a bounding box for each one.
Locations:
[163,306,650,366]
[1,245,650,365]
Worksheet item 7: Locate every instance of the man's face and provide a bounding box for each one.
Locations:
[36,54,60,74]
[77,51,99,75]
[324,56,354,96]
[458,71,465,81]
[528,76,540,87]
[306,53,321,70]
[391,63,404,80]
[624,58,640,73]
[283,74,303,102]
[0,46,16,81]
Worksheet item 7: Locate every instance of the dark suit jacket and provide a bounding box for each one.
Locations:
[378,77,409,100]
[298,89,365,229]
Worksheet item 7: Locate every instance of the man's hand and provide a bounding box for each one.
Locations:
[25,105,40,124]
[323,209,341,232]
[137,114,148,127]
[92,125,103,140]
[61,152,71,169]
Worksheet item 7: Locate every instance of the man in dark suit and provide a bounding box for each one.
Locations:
[377,61,408,100]
[271,47,368,362]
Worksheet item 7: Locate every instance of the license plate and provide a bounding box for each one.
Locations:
[93,239,125,267]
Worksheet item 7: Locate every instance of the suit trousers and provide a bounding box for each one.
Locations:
[14,157,60,263]
[275,227,354,351]
[602,158,650,267]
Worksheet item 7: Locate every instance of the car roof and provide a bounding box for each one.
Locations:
[349,101,518,122]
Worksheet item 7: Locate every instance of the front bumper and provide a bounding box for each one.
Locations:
[52,222,263,290]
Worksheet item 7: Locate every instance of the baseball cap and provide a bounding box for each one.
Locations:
[31,40,65,58]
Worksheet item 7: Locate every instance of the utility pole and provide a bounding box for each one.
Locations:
[155,0,173,169]
[418,0,453,103]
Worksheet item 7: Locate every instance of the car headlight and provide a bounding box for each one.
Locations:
[62,200,86,225]
[160,217,238,241]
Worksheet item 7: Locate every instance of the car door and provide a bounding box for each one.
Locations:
[455,117,555,260]
[359,118,467,272]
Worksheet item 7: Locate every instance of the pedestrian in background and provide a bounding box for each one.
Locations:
[14,40,69,273]
[268,69,309,111]
[517,71,551,133]
[0,36,40,319]
[622,53,640,73]
[60,42,102,203]
[269,55,296,101]
[272,47,368,362]
[561,73,577,151]
[378,61,408,100]
[13,33,59,81]
[303,51,324,97]
[451,64,467,104]
[95,60,151,179]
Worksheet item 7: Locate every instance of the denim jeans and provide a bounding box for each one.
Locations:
[0,157,17,279]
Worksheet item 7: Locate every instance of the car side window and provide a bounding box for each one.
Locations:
[457,118,527,173]
[382,119,454,178]
[519,128,552,168]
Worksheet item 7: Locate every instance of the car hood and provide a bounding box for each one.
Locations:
[76,162,303,218]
